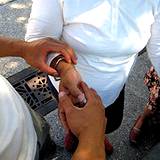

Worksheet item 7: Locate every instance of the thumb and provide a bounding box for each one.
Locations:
[58,91,74,111]
[58,106,69,133]
[40,62,58,76]
[68,85,85,103]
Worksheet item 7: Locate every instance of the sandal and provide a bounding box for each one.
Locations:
[129,115,145,144]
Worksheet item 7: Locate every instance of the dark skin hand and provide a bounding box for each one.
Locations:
[59,82,106,160]
[0,37,77,76]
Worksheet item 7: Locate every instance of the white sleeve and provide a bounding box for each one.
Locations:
[25,0,63,41]
[147,5,160,76]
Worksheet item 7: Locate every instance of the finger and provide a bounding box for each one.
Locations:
[47,44,72,64]
[46,44,71,63]
[54,42,77,64]
[42,38,76,64]
[68,94,79,105]
[68,85,84,102]
[58,107,69,133]
[59,49,72,63]
[39,62,58,76]
[65,47,77,64]
[48,43,77,64]
[90,88,97,95]
[59,82,69,93]
[90,88,101,99]
[77,93,87,104]
[80,81,92,100]
[102,117,107,131]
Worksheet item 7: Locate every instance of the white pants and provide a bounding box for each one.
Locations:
[0,75,37,160]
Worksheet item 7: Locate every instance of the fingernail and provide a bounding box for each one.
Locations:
[75,56,78,60]
[83,97,87,104]
[78,93,86,103]
[53,73,59,77]
[59,91,67,98]
[74,59,78,64]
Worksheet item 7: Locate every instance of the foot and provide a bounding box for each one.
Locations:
[129,115,145,144]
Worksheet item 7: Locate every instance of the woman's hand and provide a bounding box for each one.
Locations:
[56,61,86,131]
[58,62,85,104]
[22,37,77,76]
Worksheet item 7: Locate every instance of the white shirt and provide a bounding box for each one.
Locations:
[26,0,160,107]
[0,76,37,160]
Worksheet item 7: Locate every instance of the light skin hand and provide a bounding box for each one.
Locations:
[56,61,85,131]
[59,82,106,160]
[58,62,83,100]
[56,60,86,105]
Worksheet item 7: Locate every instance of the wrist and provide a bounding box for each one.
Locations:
[73,131,105,160]
[7,38,27,57]
[57,60,74,76]
[73,142,105,160]
[79,130,105,149]
[16,40,28,58]
[50,56,75,77]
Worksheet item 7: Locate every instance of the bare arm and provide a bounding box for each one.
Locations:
[0,37,26,57]
[0,36,77,75]
[72,132,105,160]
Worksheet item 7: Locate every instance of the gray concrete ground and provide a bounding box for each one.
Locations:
[0,0,159,159]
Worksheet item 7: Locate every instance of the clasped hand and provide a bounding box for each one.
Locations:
[58,81,106,138]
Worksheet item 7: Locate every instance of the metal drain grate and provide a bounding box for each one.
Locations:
[7,67,58,116]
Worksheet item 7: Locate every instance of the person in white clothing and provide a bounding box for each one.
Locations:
[25,0,160,154]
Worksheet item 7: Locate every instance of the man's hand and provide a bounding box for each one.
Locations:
[59,82,106,160]
[22,38,77,76]
[59,81,106,138]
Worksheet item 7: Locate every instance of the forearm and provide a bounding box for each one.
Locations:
[72,132,106,160]
[0,37,26,58]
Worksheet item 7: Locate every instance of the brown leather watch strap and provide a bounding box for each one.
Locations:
[50,54,65,70]
[50,55,66,81]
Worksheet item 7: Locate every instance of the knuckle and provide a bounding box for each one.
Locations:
[61,48,67,54]
[63,45,73,54]
[68,47,74,55]
[97,95,102,101]
[66,108,72,115]
[45,37,52,41]
[59,99,65,106]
